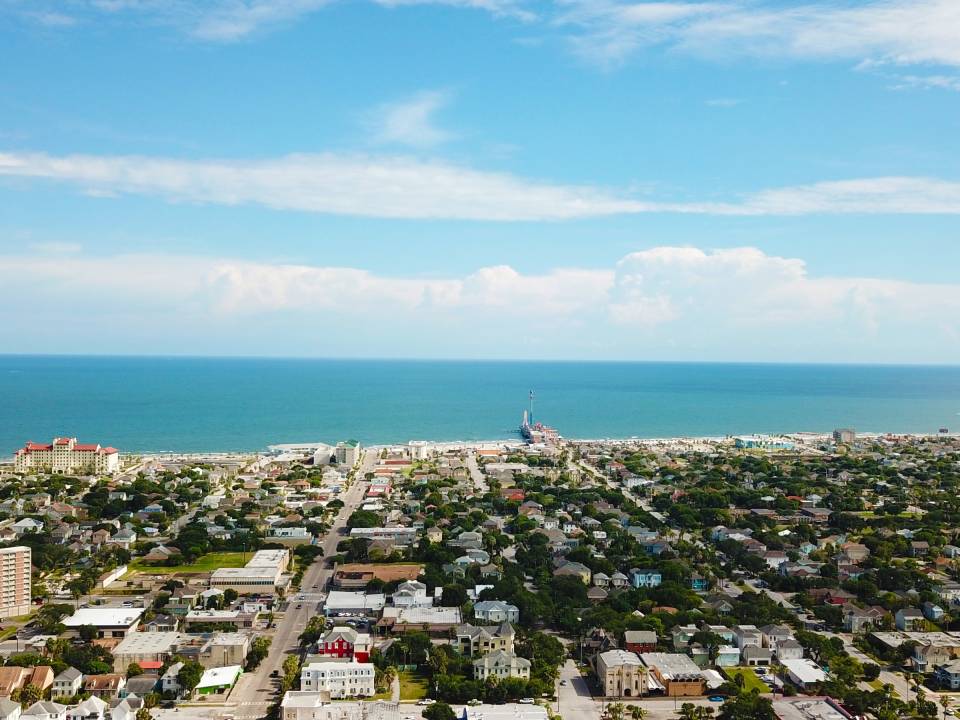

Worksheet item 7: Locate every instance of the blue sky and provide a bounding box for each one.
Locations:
[1,0,959,361]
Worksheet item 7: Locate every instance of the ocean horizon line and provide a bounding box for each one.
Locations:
[2,352,960,368]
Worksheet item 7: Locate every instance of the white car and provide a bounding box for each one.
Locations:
[519,698,535,705]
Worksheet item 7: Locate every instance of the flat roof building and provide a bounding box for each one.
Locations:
[640,653,705,697]
[773,697,851,720]
[0,546,31,619]
[63,607,144,638]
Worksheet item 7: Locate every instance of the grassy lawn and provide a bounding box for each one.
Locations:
[127,552,249,575]
[399,671,429,701]
[868,679,885,690]
[723,667,771,693]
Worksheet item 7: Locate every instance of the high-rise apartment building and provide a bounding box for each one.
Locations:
[0,546,31,618]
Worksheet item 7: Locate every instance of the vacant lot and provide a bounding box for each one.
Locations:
[722,667,770,693]
[399,671,429,701]
[127,552,249,575]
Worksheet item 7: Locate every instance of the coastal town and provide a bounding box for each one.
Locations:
[2,421,960,720]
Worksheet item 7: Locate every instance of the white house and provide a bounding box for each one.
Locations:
[52,668,83,699]
[299,661,375,699]
[473,600,520,624]
[473,650,531,681]
[66,696,107,720]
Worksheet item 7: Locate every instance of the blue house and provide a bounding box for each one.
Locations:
[922,601,945,621]
[630,568,662,588]
[690,574,710,592]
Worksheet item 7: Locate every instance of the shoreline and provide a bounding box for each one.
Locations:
[35,428,954,462]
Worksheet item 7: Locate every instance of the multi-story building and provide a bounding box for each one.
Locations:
[0,547,31,618]
[316,627,372,663]
[455,623,515,657]
[597,650,647,698]
[335,441,361,467]
[299,661,374,699]
[473,650,531,681]
[14,438,119,475]
[473,600,520,624]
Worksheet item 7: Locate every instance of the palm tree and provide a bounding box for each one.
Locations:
[939,693,953,720]
[630,707,648,720]
[606,703,626,720]
[679,703,699,720]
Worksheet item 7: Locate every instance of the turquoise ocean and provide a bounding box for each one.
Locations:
[2,355,959,454]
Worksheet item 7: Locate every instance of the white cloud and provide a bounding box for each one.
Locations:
[888,74,960,92]
[370,90,455,148]
[557,0,960,69]
[27,241,83,255]
[1,246,958,362]
[2,150,960,220]
[12,0,529,41]
[373,0,535,22]
[705,98,740,107]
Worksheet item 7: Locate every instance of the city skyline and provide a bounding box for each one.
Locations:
[1,1,958,361]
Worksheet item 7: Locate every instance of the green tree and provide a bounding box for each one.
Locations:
[177,660,204,695]
[79,625,98,642]
[127,662,144,678]
[18,684,41,708]
[719,692,776,720]
[423,703,457,720]
[135,709,152,720]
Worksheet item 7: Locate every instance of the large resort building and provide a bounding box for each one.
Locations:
[14,437,119,475]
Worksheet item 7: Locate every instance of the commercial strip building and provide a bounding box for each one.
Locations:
[110,630,250,671]
[299,661,375,699]
[772,697,851,720]
[209,548,291,595]
[14,437,119,475]
[348,528,418,546]
[377,606,462,635]
[332,564,423,589]
[0,546,31,618]
[323,592,386,618]
[280,694,399,720]
[63,607,144,638]
[195,665,242,695]
[458,705,547,720]
[640,653,705,696]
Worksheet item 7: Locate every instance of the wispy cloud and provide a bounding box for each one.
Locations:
[888,74,960,92]
[557,0,960,69]
[27,11,79,27]
[2,151,960,220]
[373,0,536,22]
[2,246,959,362]
[370,90,456,148]
[705,98,740,107]
[10,0,531,41]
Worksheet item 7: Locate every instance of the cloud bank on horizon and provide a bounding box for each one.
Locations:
[1,246,958,363]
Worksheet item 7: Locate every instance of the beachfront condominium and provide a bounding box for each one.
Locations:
[0,547,31,618]
[335,440,361,467]
[14,437,119,475]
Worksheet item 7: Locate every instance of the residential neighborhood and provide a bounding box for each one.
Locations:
[1,430,960,720]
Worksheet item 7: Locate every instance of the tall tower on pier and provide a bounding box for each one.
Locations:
[528,390,535,425]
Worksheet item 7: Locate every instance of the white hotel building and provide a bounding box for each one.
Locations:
[14,437,119,475]
[299,661,375,698]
